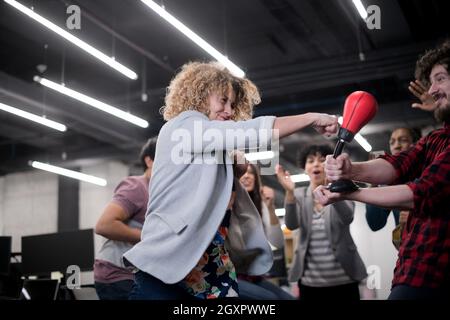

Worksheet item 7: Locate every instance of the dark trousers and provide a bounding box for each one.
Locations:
[239,279,295,300]
[388,284,450,300]
[95,280,134,300]
[298,281,360,301]
[128,270,195,300]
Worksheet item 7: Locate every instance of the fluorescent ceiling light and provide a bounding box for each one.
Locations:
[352,0,368,20]
[275,208,285,217]
[338,117,372,152]
[4,0,138,80]
[244,151,275,161]
[354,134,372,152]
[34,76,149,128]
[290,173,310,183]
[0,102,67,132]
[30,161,107,186]
[140,0,245,78]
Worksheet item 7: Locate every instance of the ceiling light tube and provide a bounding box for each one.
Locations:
[140,0,245,78]
[34,76,149,128]
[338,116,372,152]
[30,161,107,186]
[244,151,275,161]
[0,102,67,132]
[354,133,372,152]
[352,0,368,20]
[4,0,138,80]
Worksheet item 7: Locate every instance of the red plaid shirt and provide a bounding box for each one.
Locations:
[380,123,450,289]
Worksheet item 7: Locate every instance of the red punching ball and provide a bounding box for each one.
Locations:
[329,91,378,193]
[341,91,378,138]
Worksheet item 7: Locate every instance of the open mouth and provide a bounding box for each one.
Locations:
[433,93,446,103]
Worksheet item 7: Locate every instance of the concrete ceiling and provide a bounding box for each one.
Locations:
[0,0,448,187]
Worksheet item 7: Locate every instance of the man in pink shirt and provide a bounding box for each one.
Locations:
[93,137,157,300]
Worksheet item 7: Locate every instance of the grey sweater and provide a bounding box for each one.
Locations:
[124,111,276,284]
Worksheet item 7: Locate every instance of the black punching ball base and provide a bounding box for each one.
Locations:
[328,179,359,193]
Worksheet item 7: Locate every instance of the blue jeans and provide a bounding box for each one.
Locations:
[388,284,450,300]
[95,280,134,300]
[238,279,295,300]
[128,270,195,300]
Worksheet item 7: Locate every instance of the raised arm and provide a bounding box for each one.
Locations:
[177,112,338,154]
[273,113,338,138]
[275,164,302,230]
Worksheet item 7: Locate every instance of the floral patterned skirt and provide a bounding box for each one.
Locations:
[180,210,239,299]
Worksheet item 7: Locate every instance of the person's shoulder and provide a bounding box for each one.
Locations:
[121,175,142,183]
[424,125,447,140]
[115,176,146,191]
[171,110,208,122]
[160,111,208,134]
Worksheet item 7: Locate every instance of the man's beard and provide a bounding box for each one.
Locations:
[434,101,450,123]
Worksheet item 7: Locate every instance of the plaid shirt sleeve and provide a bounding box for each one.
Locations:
[381,140,450,218]
[405,148,450,217]
[380,137,427,185]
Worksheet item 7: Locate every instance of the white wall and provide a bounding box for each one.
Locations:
[0,161,129,285]
[350,202,398,300]
[0,171,58,252]
[79,161,129,284]
[79,161,129,257]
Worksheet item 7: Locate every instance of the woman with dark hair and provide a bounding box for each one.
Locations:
[276,144,366,301]
[238,164,294,299]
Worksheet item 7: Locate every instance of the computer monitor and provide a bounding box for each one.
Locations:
[21,229,94,276]
[19,279,59,300]
[0,236,12,275]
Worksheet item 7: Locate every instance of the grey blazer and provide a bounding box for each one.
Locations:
[285,186,367,283]
[124,111,275,284]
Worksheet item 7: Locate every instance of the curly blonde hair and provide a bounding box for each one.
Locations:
[161,61,261,121]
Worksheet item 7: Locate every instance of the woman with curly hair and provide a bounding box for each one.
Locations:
[124,61,337,300]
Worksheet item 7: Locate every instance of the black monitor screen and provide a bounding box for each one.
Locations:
[20,279,59,300]
[21,229,94,276]
[0,236,12,275]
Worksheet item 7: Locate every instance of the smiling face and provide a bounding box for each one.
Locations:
[428,64,450,123]
[240,165,256,192]
[389,128,414,155]
[207,86,236,121]
[304,152,326,185]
